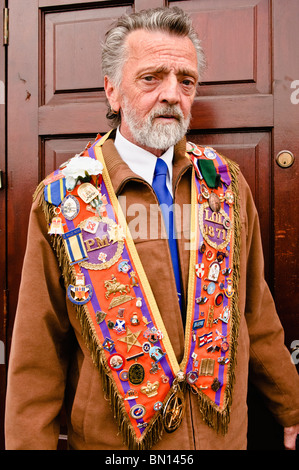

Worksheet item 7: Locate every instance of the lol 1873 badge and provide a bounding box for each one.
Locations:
[199,202,231,250]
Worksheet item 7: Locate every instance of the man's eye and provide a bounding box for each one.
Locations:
[182,79,194,86]
[143,76,155,82]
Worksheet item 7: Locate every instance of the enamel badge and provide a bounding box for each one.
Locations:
[67,273,93,305]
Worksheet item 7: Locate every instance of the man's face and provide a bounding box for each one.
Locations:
[105,29,199,155]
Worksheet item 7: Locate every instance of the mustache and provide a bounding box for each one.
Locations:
[149,105,184,122]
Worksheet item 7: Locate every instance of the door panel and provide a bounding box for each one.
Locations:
[172,0,271,94]
[2,0,298,451]
[43,5,131,105]
[42,137,96,177]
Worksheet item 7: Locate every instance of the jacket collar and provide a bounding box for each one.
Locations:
[101,128,192,196]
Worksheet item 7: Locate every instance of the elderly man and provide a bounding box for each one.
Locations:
[5,7,299,450]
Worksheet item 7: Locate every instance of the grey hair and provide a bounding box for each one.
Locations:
[102,7,206,127]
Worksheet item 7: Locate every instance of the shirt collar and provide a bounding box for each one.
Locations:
[114,127,174,193]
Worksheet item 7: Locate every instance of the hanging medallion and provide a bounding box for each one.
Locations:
[163,378,185,433]
[61,194,80,220]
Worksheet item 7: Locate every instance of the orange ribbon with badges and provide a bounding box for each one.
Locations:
[39,131,241,449]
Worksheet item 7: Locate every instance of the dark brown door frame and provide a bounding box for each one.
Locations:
[0,0,8,451]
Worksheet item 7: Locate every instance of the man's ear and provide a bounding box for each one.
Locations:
[104,76,121,113]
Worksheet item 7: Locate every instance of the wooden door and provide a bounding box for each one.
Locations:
[2,0,298,450]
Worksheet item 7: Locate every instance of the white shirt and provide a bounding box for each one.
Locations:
[114,127,174,196]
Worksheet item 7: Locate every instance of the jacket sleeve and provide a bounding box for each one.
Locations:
[5,192,73,449]
[242,174,299,427]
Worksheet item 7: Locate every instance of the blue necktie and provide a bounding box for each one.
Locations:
[152,158,182,310]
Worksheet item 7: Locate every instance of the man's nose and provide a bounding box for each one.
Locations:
[159,75,180,104]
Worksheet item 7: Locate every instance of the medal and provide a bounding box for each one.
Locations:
[163,374,185,433]
[48,207,64,235]
[204,147,217,160]
[61,194,80,220]
[108,353,126,371]
[130,404,146,420]
[128,363,145,385]
[48,216,64,235]
[62,227,89,265]
[208,192,221,212]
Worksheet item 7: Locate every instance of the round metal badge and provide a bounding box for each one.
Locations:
[207,282,216,295]
[130,404,146,420]
[128,363,145,385]
[221,341,229,353]
[204,147,217,160]
[119,369,129,381]
[153,401,163,411]
[142,341,151,353]
[214,292,224,307]
[186,371,199,385]
[208,192,221,213]
[108,353,125,371]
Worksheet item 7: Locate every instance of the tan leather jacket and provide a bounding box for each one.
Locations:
[5,135,299,450]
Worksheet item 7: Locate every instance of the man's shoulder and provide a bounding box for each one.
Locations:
[33,135,103,204]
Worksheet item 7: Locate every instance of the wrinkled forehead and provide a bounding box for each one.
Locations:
[123,29,198,76]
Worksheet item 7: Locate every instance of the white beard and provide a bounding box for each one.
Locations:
[121,100,191,150]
